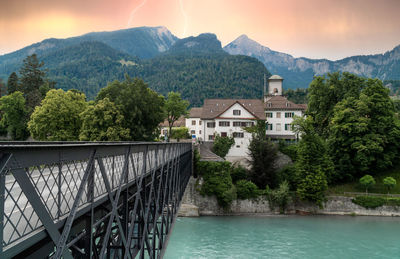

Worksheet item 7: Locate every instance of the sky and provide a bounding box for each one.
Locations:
[1,0,400,60]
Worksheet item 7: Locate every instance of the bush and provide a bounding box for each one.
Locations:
[359,175,376,194]
[231,165,248,183]
[352,196,385,209]
[383,177,397,194]
[170,127,190,141]
[276,165,297,190]
[198,161,236,208]
[296,169,328,208]
[269,181,291,214]
[212,135,235,158]
[278,140,298,161]
[236,180,259,199]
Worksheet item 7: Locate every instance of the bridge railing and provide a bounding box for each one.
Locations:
[0,142,192,258]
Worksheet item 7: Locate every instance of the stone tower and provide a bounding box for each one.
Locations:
[268,75,283,96]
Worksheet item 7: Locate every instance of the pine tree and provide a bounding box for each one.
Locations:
[7,72,19,94]
[19,54,46,112]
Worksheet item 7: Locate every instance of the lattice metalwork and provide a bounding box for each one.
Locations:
[0,142,192,258]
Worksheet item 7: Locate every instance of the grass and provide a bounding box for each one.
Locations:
[327,163,400,195]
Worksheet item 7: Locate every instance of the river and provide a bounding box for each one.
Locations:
[164,215,400,258]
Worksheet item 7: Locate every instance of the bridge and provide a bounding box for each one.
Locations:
[0,142,192,258]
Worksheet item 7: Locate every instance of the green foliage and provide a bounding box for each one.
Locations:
[212,135,235,158]
[284,88,308,104]
[165,91,189,137]
[276,165,297,190]
[97,77,165,141]
[278,140,298,161]
[383,177,397,194]
[248,135,278,188]
[359,175,376,194]
[307,72,366,137]
[269,181,292,214]
[79,98,130,141]
[293,116,332,206]
[236,180,259,200]
[170,127,190,141]
[352,196,386,209]
[230,165,248,183]
[19,54,47,112]
[0,91,29,140]
[0,79,6,97]
[6,72,19,94]
[28,89,87,140]
[198,161,236,208]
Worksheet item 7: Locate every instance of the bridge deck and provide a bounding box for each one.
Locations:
[0,142,192,258]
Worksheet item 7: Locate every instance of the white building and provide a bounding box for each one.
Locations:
[264,75,306,140]
[186,99,266,156]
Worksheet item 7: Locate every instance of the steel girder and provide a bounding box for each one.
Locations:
[0,142,192,258]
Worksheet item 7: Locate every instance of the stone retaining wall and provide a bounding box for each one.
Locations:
[178,177,400,217]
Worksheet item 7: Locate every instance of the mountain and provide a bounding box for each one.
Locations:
[224,35,400,89]
[0,31,270,104]
[0,26,177,79]
[138,33,270,106]
[41,41,140,98]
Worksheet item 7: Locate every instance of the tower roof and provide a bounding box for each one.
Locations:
[269,75,283,80]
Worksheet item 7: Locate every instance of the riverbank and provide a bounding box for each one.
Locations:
[179,177,400,217]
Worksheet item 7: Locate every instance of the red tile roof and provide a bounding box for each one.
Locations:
[264,96,306,111]
[200,99,266,120]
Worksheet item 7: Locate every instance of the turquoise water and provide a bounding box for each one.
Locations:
[164,215,400,259]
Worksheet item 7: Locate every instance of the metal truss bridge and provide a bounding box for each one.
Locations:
[0,142,192,258]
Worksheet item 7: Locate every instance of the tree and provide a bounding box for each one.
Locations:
[170,127,190,141]
[329,79,400,180]
[359,175,376,194]
[212,134,235,158]
[383,177,396,194]
[165,92,189,138]
[0,79,6,97]
[307,72,366,137]
[79,98,130,141]
[19,54,47,112]
[7,72,19,94]
[293,116,333,206]
[247,132,278,188]
[0,91,29,140]
[97,77,165,141]
[28,89,87,141]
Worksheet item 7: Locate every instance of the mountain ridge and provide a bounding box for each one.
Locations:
[224,35,400,88]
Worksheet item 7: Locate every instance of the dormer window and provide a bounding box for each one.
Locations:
[267,102,272,108]
[286,102,291,107]
[233,110,241,116]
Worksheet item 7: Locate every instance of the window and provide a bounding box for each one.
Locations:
[208,135,214,140]
[219,121,230,127]
[192,120,196,125]
[285,112,295,118]
[233,110,241,115]
[267,102,272,107]
[199,121,202,125]
[276,123,281,131]
[285,124,292,131]
[233,132,244,138]
[199,130,202,134]
[267,123,273,130]
[233,121,241,127]
[266,112,273,118]
[207,122,216,128]
[276,112,281,118]
[241,122,254,127]
[221,132,227,137]
[191,130,195,135]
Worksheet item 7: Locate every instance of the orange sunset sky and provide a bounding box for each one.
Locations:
[1,0,400,60]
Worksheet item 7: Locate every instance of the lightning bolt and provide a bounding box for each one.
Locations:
[127,0,148,28]
[179,0,188,37]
